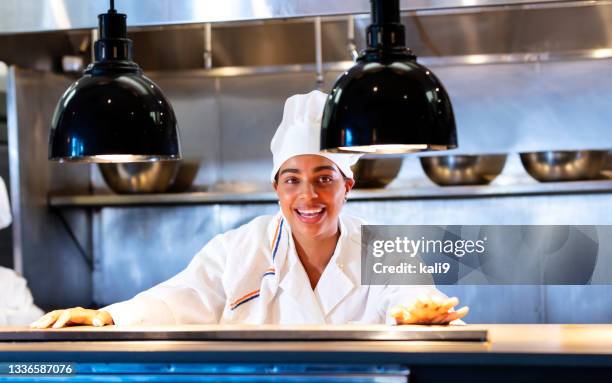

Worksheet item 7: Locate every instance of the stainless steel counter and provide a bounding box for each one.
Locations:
[0,324,487,342]
[1,325,611,361]
[1,325,611,382]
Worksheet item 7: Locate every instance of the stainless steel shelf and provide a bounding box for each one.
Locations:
[48,179,612,207]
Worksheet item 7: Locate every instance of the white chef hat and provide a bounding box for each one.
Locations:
[270,90,361,182]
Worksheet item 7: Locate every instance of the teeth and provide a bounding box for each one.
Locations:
[297,208,323,215]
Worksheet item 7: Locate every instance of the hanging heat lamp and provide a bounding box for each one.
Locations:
[48,0,181,162]
[321,0,457,154]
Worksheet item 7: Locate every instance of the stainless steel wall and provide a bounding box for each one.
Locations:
[88,57,612,193]
[89,71,320,191]
[347,193,612,324]
[84,67,612,324]
[91,192,612,324]
[11,61,612,322]
[0,0,572,34]
[7,68,92,309]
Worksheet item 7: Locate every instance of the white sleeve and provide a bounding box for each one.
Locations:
[0,267,44,326]
[0,177,11,230]
[103,234,228,326]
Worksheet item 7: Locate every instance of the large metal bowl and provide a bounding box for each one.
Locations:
[351,158,403,188]
[420,154,507,186]
[167,160,201,192]
[600,150,612,179]
[99,161,180,194]
[520,150,607,182]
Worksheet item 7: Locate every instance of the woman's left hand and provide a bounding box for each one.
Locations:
[391,295,469,325]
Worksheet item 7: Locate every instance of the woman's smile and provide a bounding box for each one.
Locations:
[294,206,327,224]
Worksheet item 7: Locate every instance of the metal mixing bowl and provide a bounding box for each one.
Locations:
[99,161,180,194]
[351,158,404,188]
[167,160,201,192]
[600,150,612,179]
[420,154,507,186]
[520,150,607,182]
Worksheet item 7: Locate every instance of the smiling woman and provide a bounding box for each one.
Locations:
[31,90,468,329]
[274,156,354,289]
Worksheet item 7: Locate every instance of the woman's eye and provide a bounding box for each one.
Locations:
[319,176,333,183]
[284,177,299,184]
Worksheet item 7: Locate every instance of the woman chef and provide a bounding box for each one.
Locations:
[32,91,468,329]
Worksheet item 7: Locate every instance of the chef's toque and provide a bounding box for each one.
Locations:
[270,90,361,182]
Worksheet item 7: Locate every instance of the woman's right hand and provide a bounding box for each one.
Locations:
[391,295,469,325]
[29,307,114,329]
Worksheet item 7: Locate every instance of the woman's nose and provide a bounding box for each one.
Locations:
[298,182,318,199]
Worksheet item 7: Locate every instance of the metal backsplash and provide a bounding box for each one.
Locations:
[91,196,612,324]
[2,3,612,70]
[7,68,92,308]
[125,4,612,69]
[0,0,583,34]
[11,65,612,324]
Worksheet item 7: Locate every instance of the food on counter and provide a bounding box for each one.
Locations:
[391,295,469,325]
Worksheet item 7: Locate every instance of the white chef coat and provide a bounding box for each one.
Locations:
[0,267,44,326]
[0,176,10,229]
[0,177,39,326]
[105,212,447,325]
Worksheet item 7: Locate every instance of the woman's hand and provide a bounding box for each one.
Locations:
[391,295,469,325]
[29,307,113,329]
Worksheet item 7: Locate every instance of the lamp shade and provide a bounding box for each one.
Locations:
[48,5,180,162]
[321,0,457,154]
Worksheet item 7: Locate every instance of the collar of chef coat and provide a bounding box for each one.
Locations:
[276,212,356,318]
